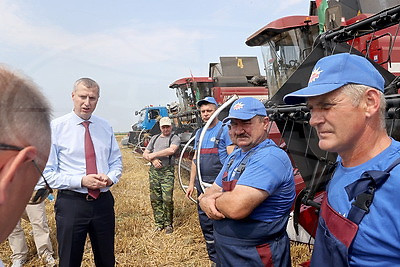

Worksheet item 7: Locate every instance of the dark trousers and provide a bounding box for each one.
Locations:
[197,192,218,264]
[55,190,115,267]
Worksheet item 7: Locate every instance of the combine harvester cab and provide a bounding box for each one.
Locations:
[209,56,268,105]
[169,76,214,141]
[169,56,269,142]
[128,106,169,152]
[246,0,400,243]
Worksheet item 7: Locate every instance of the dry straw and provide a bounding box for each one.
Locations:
[0,135,311,266]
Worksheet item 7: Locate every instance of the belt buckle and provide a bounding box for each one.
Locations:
[86,194,95,201]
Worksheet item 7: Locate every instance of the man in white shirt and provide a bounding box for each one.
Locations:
[43,78,122,266]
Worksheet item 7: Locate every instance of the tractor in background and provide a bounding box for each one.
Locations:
[128,106,169,152]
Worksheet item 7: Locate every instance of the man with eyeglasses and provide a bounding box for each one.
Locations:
[0,68,52,267]
[199,97,295,266]
[43,78,122,266]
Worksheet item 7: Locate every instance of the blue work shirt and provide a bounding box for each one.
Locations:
[194,121,232,164]
[215,139,295,222]
[327,138,400,266]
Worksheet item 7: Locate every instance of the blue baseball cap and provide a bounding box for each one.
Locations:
[197,96,218,107]
[283,53,385,105]
[223,97,267,123]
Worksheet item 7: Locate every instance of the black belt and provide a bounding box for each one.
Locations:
[58,189,109,201]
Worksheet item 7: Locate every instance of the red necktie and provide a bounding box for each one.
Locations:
[82,121,100,199]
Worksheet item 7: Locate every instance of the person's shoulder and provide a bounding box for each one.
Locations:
[215,120,223,127]
[378,138,400,163]
[255,140,290,162]
[194,128,202,139]
[51,112,74,127]
[91,114,111,126]
[149,134,160,142]
[391,139,400,151]
[171,133,180,141]
[90,115,115,134]
[211,121,224,131]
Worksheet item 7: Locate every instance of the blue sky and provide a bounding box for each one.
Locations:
[0,0,309,131]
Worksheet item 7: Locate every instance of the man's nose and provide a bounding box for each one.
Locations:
[309,111,324,127]
[83,97,90,105]
[233,125,245,134]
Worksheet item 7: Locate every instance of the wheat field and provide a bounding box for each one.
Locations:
[0,135,312,266]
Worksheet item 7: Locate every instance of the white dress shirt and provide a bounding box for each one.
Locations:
[43,112,122,193]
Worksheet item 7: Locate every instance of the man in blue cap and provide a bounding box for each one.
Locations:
[284,53,400,266]
[199,97,295,266]
[186,96,233,266]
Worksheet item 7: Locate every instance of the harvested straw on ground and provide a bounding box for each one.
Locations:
[0,135,311,266]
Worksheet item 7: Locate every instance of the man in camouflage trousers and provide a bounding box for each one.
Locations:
[143,117,180,234]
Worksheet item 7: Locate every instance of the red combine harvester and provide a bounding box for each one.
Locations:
[168,56,269,156]
[246,0,400,241]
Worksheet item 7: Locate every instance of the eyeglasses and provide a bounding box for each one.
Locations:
[0,143,53,205]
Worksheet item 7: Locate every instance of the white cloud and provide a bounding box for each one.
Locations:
[0,1,207,68]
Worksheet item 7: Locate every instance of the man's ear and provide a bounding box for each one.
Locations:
[364,88,381,118]
[0,146,37,204]
[263,116,270,130]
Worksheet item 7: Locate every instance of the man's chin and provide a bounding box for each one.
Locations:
[237,140,250,148]
[318,140,335,152]
[79,111,92,120]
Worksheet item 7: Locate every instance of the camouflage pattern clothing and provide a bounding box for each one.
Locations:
[149,165,175,228]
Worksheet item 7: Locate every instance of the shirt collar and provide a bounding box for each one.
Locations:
[70,111,94,125]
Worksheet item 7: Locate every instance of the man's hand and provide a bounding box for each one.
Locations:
[151,158,163,169]
[98,173,113,186]
[198,192,225,220]
[185,184,194,199]
[82,174,108,189]
[147,153,156,161]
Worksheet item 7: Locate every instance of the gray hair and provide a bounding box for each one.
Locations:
[0,67,52,166]
[73,77,100,96]
[341,84,386,129]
